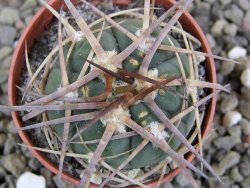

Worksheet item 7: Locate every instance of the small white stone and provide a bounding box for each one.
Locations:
[240,68,250,87]
[125,169,143,179]
[228,46,247,60]
[196,55,206,64]
[223,111,242,127]
[16,172,46,188]
[90,172,102,185]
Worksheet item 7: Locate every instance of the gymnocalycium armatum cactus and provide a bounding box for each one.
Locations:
[45,17,196,170]
[2,0,235,187]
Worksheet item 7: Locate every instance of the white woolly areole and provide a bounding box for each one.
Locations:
[90,172,102,185]
[100,106,130,134]
[64,91,79,98]
[72,31,84,42]
[149,122,169,140]
[135,29,156,53]
[196,55,206,64]
[187,86,197,96]
[91,50,119,72]
[124,169,143,179]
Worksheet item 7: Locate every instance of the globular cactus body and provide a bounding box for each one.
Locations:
[45,18,195,169]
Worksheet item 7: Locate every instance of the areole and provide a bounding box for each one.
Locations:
[8,0,216,187]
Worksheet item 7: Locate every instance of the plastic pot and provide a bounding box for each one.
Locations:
[8,0,216,187]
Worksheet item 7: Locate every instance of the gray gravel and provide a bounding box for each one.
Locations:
[1,0,250,187]
[0,25,17,46]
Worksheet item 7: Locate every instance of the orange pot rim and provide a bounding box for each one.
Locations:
[8,0,216,187]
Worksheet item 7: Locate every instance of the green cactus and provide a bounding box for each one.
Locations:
[44,18,195,169]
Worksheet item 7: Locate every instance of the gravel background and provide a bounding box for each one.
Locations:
[0,0,250,187]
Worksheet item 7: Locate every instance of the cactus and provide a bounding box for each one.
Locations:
[44,17,196,170]
[1,0,235,187]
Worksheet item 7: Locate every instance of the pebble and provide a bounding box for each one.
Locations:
[223,111,242,127]
[5,175,15,188]
[0,182,8,188]
[0,69,9,84]
[175,173,190,187]
[238,0,250,11]
[236,36,248,47]
[16,172,46,188]
[0,120,7,132]
[224,23,238,36]
[20,0,37,11]
[194,16,210,33]
[230,185,240,188]
[243,135,250,144]
[228,125,242,137]
[241,87,250,101]
[1,55,12,70]
[6,121,16,133]
[0,25,17,46]
[211,1,224,19]
[228,46,247,60]
[240,68,250,87]
[224,5,244,25]
[162,183,174,188]
[0,133,7,147]
[215,151,241,176]
[241,118,250,135]
[0,167,6,179]
[0,7,20,25]
[234,143,247,154]
[192,2,211,16]
[241,176,250,188]
[28,158,42,171]
[1,154,27,177]
[213,136,241,151]
[239,156,250,176]
[239,101,250,120]
[229,167,244,182]
[4,134,16,154]
[39,168,53,188]
[0,46,12,61]
[217,73,224,84]
[219,0,232,6]
[220,93,238,113]
[90,172,102,185]
[242,11,250,32]
[220,61,235,76]
[206,34,216,48]
[211,19,226,37]
[5,0,24,8]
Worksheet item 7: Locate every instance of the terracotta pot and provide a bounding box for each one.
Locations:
[8,0,216,187]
